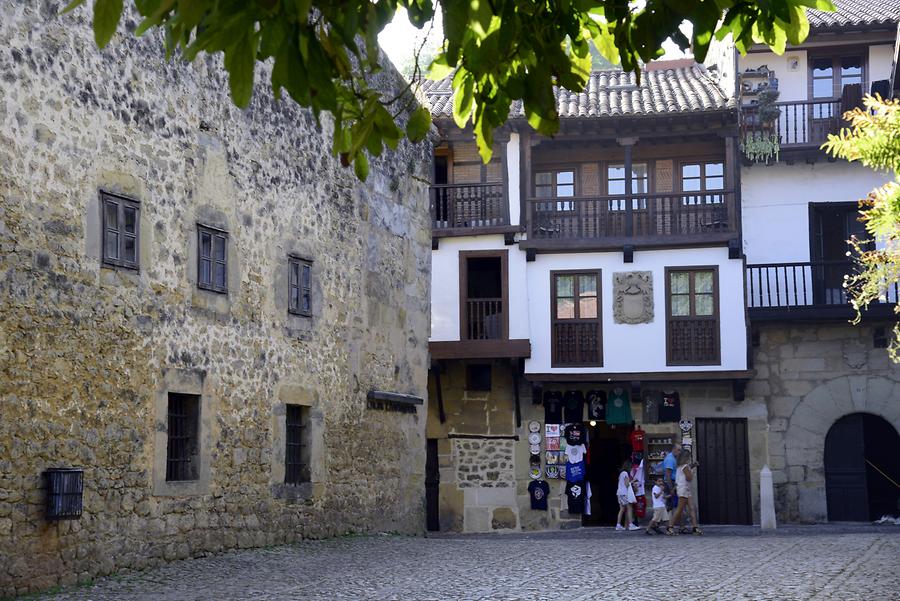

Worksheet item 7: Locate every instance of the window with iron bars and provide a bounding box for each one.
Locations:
[165,393,200,482]
[285,405,310,485]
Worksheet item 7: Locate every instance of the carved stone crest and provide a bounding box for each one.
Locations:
[613,271,653,324]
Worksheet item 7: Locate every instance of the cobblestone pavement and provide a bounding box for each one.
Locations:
[34,525,900,601]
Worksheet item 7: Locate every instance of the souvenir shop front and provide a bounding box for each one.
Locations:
[526,385,693,527]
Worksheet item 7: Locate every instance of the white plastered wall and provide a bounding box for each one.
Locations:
[523,247,747,374]
[507,133,521,226]
[429,235,530,341]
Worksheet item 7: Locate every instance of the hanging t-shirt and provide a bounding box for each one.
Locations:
[630,428,645,452]
[566,460,586,482]
[642,390,661,424]
[564,422,586,445]
[565,481,586,514]
[528,480,550,510]
[563,390,585,423]
[564,444,586,464]
[659,391,682,422]
[606,388,633,425]
[587,389,606,420]
[543,390,563,423]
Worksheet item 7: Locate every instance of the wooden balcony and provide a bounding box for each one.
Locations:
[430,183,515,237]
[742,99,842,155]
[746,260,899,320]
[463,298,504,340]
[524,191,736,250]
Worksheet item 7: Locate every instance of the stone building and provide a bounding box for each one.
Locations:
[0,3,431,596]
[422,0,899,533]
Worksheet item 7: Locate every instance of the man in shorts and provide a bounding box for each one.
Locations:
[662,443,681,511]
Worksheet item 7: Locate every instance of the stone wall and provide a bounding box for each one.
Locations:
[0,3,432,596]
[747,322,900,523]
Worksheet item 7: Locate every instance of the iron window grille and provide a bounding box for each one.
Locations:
[44,468,84,520]
[101,192,140,270]
[197,225,228,293]
[285,405,310,485]
[288,257,312,316]
[165,393,200,482]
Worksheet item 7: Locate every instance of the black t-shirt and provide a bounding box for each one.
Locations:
[528,480,550,510]
[543,390,563,423]
[563,390,585,423]
[642,390,661,424]
[564,422,586,446]
[587,389,606,420]
[565,481,586,514]
[659,391,682,422]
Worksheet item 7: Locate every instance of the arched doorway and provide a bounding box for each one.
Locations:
[824,413,900,521]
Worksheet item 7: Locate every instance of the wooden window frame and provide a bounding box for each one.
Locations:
[678,160,726,206]
[606,162,649,211]
[288,256,313,317]
[284,404,310,485]
[665,266,721,366]
[550,269,603,367]
[534,168,577,211]
[100,191,140,270]
[807,50,867,101]
[197,224,228,294]
[459,250,509,341]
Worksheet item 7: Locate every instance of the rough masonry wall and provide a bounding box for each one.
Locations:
[748,322,900,523]
[0,3,431,596]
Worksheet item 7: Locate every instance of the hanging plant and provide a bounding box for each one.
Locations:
[742,87,781,162]
[741,131,780,163]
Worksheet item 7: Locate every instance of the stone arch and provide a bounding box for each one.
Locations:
[783,375,900,521]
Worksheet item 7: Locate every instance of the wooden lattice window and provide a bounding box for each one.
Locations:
[101,192,140,269]
[289,257,312,316]
[551,271,602,367]
[666,268,720,365]
[166,393,200,482]
[198,225,228,293]
[285,405,310,485]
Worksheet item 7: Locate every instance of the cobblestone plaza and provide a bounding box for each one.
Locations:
[34,526,900,600]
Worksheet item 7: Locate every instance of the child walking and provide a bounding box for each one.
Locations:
[645,476,670,535]
[615,459,640,531]
[668,451,703,535]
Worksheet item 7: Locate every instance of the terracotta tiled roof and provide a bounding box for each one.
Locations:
[421,66,735,120]
[807,0,900,28]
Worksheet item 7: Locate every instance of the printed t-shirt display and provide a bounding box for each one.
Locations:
[564,444,586,464]
[659,391,682,422]
[564,423,586,445]
[528,480,550,510]
[642,390,661,424]
[566,460,586,482]
[606,387,633,424]
[587,389,606,420]
[543,390,563,423]
[563,390,585,423]
[565,481,586,514]
[630,427,645,451]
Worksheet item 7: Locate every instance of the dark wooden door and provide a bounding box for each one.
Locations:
[696,418,752,524]
[425,439,440,531]
[825,414,868,521]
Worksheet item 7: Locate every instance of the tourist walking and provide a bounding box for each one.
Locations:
[668,451,702,535]
[615,459,640,531]
[645,476,671,535]
[661,442,681,511]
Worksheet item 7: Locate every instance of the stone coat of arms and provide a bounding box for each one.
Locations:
[613,271,653,324]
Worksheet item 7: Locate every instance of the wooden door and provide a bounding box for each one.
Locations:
[425,439,440,531]
[825,414,869,521]
[695,418,752,524]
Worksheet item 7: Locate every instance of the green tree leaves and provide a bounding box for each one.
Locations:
[62,1,834,180]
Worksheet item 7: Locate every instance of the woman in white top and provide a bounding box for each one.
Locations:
[668,451,702,535]
[615,459,640,531]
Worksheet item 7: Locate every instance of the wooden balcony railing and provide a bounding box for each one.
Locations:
[464,298,504,340]
[553,321,602,366]
[746,260,899,318]
[742,99,842,148]
[431,183,507,232]
[526,191,735,243]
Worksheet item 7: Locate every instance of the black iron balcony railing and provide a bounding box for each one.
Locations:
[742,99,842,148]
[430,183,506,231]
[746,260,899,318]
[526,191,736,242]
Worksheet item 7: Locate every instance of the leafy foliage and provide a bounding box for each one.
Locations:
[823,96,900,361]
[62,0,834,178]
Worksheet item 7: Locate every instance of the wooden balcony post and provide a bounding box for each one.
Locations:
[618,137,638,238]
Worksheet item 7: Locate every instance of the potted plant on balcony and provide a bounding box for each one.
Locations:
[742,89,781,164]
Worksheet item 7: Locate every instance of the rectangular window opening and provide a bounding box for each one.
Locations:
[466,364,492,391]
[165,393,200,482]
[666,268,720,366]
[285,405,311,485]
[551,271,602,367]
[289,257,313,316]
[101,192,140,270]
[197,225,228,293]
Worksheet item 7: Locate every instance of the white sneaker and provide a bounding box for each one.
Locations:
[615,524,625,531]
[628,524,641,531]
